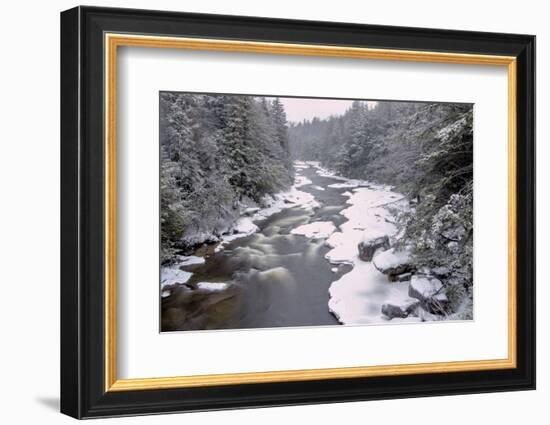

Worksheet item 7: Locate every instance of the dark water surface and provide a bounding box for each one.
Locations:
[161,166,354,331]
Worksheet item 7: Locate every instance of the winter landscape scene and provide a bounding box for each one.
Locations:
[160,92,474,332]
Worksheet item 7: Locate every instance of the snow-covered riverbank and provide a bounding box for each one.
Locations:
[162,160,423,325]
[160,164,320,296]
[292,162,421,325]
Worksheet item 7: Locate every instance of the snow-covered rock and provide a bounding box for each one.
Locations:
[381,299,420,319]
[160,267,193,289]
[358,235,390,261]
[408,275,449,315]
[233,217,259,234]
[160,254,211,291]
[381,303,408,319]
[408,275,446,302]
[431,266,451,278]
[243,207,260,216]
[373,247,415,277]
[291,221,336,239]
[214,217,260,252]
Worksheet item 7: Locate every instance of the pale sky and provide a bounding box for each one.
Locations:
[273,97,377,123]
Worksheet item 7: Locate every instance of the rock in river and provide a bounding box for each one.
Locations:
[373,247,415,278]
[381,303,408,319]
[408,275,445,301]
[358,235,390,261]
[408,275,449,314]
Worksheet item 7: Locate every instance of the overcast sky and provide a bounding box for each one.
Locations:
[270,97,377,123]
[278,98,352,123]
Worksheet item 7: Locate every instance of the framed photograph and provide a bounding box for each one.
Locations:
[60,6,535,419]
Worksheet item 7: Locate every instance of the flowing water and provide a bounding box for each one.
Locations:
[161,165,361,332]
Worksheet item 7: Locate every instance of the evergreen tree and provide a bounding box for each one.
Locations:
[287,100,474,317]
[159,92,294,263]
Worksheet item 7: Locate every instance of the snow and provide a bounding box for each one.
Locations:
[294,175,313,187]
[409,275,447,301]
[176,255,205,266]
[308,162,348,181]
[215,217,260,252]
[234,217,259,234]
[215,168,320,252]
[243,207,260,215]
[328,261,420,324]
[327,180,368,189]
[293,160,310,170]
[160,266,193,289]
[197,282,230,292]
[291,221,336,239]
[331,267,338,273]
[160,255,206,290]
[322,176,418,324]
[436,116,467,142]
[252,163,320,217]
[278,187,320,211]
[324,232,356,265]
[372,248,412,272]
[325,187,403,266]
[311,185,325,191]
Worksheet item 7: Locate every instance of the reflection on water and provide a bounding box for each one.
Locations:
[161,166,352,332]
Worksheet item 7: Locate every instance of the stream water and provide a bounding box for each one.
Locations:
[161,164,359,332]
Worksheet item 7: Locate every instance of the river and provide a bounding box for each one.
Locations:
[161,162,408,332]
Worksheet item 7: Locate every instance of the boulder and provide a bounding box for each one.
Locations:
[408,275,445,301]
[431,266,451,278]
[381,300,420,319]
[408,275,449,315]
[373,247,415,277]
[381,303,408,319]
[358,235,390,261]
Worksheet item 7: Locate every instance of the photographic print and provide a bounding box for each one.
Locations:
[160,92,473,332]
[61,9,535,417]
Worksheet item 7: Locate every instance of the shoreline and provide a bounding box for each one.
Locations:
[160,162,321,294]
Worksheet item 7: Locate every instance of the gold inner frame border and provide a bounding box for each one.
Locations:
[104,33,517,392]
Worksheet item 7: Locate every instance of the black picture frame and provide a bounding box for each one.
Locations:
[61,5,536,419]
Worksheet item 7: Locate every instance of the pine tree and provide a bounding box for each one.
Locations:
[159,92,295,263]
[287,100,474,316]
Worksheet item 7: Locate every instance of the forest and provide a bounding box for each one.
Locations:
[160,93,474,331]
[160,92,294,263]
[289,100,474,318]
